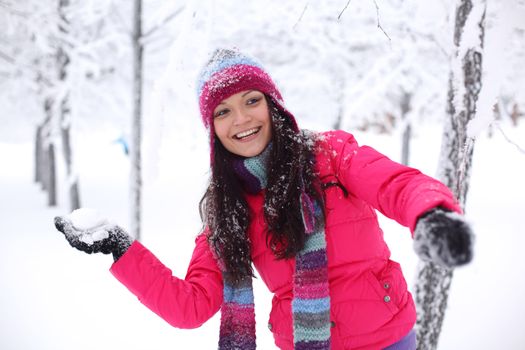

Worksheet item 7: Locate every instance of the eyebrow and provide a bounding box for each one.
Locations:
[218,90,257,105]
[242,90,255,97]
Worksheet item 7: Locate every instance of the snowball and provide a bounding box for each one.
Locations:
[79,229,110,245]
[68,208,109,231]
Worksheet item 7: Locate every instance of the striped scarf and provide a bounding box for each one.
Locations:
[218,145,331,349]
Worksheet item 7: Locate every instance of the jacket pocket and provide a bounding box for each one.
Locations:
[332,261,408,338]
[367,260,408,312]
[331,288,395,337]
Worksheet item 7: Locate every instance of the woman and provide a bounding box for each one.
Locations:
[54,49,473,350]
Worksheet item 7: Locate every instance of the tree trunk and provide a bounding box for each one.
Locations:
[511,103,521,127]
[400,91,412,166]
[40,97,56,206]
[61,125,81,210]
[401,123,412,165]
[47,142,57,206]
[57,0,81,212]
[35,125,43,184]
[414,1,486,349]
[130,0,143,240]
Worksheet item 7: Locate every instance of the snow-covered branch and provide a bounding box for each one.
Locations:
[108,3,132,36]
[0,1,29,17]
[0,50,15,64]
[142,6,185,41]
[406,29,450,58]
[467,0,519,138]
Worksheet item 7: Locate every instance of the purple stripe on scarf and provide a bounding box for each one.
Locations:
[219,303,256,350]
[294,267,329,283]
[218,335,256,350]
[295,340,331,350]
[295,250,328,271]
[232,161,262,194]
[300,191,316,234]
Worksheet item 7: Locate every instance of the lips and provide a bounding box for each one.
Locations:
[234,127,261,140]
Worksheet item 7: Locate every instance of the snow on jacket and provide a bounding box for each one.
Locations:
[110,130,461,349]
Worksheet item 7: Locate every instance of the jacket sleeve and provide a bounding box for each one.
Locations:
[324,130,462,233]
[109,232,223,329]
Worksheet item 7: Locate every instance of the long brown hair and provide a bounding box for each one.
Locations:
[199,96,323,283]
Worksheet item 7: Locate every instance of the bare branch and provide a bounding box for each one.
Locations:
[373,0,391,42]
[0,50,15,64]
[293,3,309,30]
[497,124,525,155]
[143,6,185,40]
[0,1,28,17]
[338,0,352,20]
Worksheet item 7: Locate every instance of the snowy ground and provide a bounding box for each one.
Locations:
[1,121,524,349]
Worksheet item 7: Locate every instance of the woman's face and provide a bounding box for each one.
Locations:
[213,90,272,157]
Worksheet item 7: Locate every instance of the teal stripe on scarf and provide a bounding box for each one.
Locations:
[243,151,269,188]
[301,231,327,254]
[294,324,332,342]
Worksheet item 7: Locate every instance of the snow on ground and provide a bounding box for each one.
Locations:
[1,121,524,349]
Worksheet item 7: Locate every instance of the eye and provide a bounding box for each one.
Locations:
[246,97,261,105]
[214,108,230,118]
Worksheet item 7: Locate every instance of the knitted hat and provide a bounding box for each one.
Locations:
[196,49,299,160]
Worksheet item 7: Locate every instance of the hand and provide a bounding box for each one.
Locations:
[413,207,474,268]
[54,209,133,261]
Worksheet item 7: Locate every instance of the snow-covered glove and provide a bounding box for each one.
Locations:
[413,207,474,268]
[54,208,133,261]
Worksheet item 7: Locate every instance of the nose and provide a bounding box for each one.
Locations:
[232,108,251,126]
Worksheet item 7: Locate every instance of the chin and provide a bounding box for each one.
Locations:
[239,150,262,157]
[231,145,265,158]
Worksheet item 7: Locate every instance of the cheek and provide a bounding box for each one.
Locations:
[264,120,273,140]
[213,120,227,141]
[262,112,272,139]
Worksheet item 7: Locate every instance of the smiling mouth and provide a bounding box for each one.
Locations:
[234,127,261,140]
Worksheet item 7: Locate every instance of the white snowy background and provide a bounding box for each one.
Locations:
[1,0,525,349]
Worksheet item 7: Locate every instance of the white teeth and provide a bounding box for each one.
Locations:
[235,128,259,139]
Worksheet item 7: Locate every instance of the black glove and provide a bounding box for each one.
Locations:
[54,211,133,261]
[413,207,474,268]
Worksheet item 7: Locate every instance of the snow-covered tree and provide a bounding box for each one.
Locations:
[1,1,62,205]
[2,1,126,206]
[414,1,487,349]
[466,0,525,137]
[128,0,186,240]
[57,0,82,211]
[129,0,143,240]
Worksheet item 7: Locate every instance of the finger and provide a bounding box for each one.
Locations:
[91,238,111,255]
[54,216,68,232]
[64,231,95,254]
[54,216,77,236]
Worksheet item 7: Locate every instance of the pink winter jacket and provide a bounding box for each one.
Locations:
[110,130,461,349]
